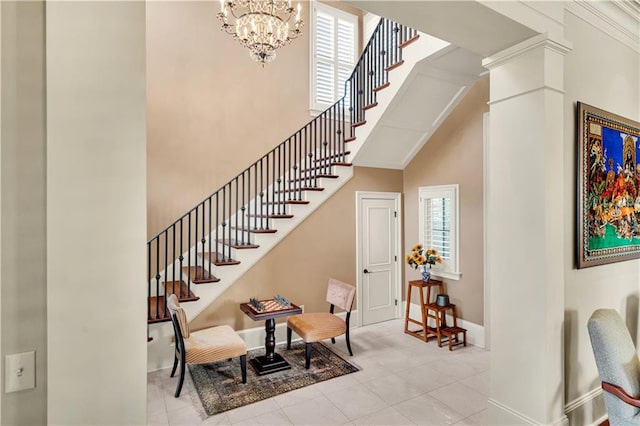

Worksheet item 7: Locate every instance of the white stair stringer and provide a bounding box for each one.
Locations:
[147,32,449,371]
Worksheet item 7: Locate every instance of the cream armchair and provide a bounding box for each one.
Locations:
[286,278,356,369]
[587,309,640,425]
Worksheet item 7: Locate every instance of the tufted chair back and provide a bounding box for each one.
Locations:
[326,278,356,312]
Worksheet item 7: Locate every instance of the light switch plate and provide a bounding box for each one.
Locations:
[5,351,36,393]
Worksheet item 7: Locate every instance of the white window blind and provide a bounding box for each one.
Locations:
[418,185,461,280]
[310,1,358,114]
[424,197,451,260]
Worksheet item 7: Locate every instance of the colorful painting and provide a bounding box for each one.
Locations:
[578,102,640,268]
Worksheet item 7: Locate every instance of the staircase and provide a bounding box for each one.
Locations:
[147,19,449,339]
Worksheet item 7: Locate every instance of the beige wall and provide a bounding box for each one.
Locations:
[146,0,362,239]
[0,2,47,424]
[46,2,147,424]
[563,10,640,421]
[403,77,488,325]
[191,166,402,330]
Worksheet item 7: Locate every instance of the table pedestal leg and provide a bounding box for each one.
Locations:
[250,318,291,375]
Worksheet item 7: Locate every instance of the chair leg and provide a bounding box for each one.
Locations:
[287,327,292,349]
[170,352,179,377]
[240,355,247,384]
[175,353,186,398]
[345,328,353,356]
[305,342,312,369]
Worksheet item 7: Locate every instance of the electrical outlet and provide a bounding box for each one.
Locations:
[300,304,305,313]
[5,351,36,393]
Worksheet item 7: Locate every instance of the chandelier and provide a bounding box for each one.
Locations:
[218,0,304,65]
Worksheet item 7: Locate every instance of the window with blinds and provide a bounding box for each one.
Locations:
[423,197,451,260]
[310,2,358,114]
[418,185,461,280]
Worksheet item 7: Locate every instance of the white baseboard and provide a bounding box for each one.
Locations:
[487,398,540,425]
[148,310,359,372]
[487,397,572,425]
[564,387,607,426]
[404,301,485,348]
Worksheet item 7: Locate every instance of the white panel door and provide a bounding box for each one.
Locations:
[360,196,398,325]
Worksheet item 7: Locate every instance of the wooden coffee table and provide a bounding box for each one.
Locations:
[240,300,302,375]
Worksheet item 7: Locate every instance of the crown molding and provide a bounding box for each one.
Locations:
[567,1,640,53]
[482,32,572,70]
[613,0,640,19]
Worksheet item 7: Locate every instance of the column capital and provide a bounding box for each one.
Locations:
[482,32,572,70]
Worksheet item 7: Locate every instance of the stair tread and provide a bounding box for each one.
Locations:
[363,102,378,111]
[274,187,324,193]
[289,174,338,182]
[266,200,310,205]
[231,227,278,234]
[182,266,220,284]
[352,120,367,128]
[222,239,260,249]
[344,137,356,142]
[315,151,350,163]
[198,252,240,266]
[399,34,420,49]
[247,213,294,219]
[385,60,405,72]
[300,163,352,173]
[373,82,390,92]
[162,280,199,302]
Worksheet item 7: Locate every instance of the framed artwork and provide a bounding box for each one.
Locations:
[577,102,640,268]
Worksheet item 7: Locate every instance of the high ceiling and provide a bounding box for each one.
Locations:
[344,1,537,57]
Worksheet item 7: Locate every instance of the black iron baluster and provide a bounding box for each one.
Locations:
[180,218,185,299]
[221,186,226,262]
[234,177,239,258]
[155,239,160,321]
[277,146,282,213]
[259,159,264,230]
[215,193,220,261]
[240,171,246,253]
[163,230,168,317]
[172,225,177,298]
[209,197,214,264]
[201,203,206,277]
[187,213,191,285]
[195,207,199,280]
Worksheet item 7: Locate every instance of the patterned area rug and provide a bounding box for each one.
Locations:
[188,341,358,416]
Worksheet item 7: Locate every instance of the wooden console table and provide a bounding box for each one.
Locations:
[404,279,444,342]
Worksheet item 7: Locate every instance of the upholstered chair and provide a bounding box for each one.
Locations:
[166,294,247,397]
[587,309,640,425]
[286,278,356,369]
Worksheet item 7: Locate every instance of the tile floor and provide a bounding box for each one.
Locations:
[147,319,490,425]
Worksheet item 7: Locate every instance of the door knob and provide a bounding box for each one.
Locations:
[363,269,370,274]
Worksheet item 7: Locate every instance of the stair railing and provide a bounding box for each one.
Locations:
[148,18,417,322]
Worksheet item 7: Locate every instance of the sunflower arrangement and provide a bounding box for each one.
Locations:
[406,244,443,269]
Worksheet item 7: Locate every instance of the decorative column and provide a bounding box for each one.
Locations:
[483,33,572,425]
[46,2,147,424]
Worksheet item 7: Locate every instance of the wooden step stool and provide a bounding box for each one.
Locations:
[404,279,444,342]
[425,302,467,350]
